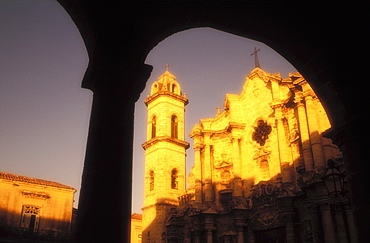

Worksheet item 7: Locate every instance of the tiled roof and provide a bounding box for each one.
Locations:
[131,213,142,220]
[0,172,76,191]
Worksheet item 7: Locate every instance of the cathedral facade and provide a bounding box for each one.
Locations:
[142,68,355,243]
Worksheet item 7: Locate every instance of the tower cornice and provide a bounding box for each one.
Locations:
[142,136,190,150]
[144,91,188,106]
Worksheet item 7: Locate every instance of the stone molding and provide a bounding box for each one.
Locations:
[142,136,190,150]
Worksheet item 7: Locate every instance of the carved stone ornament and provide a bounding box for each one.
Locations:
[22,191,50,200]
[252,120,272,146]
[23,205,40,215]
[215,153,233,169]
[257,204,279,226]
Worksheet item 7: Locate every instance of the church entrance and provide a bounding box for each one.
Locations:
[254,227,286,243]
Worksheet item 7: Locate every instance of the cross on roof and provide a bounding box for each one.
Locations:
[251,47,261,68]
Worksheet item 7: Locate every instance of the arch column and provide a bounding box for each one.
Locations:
[75,60,152,243]
[326,120,368,243]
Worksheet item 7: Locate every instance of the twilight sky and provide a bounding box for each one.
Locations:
[0,1,297,213]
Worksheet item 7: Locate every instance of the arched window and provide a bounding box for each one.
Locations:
[171,84,177,93]
[171,115,178,139]
[149,170,154,191]
[151,116,156,139]
[171,169,178,189]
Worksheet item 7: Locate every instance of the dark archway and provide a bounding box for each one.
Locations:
[58,2,369,242]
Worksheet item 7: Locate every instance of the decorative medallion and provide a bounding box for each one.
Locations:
[252,120,272,146]
[257,204,279,226]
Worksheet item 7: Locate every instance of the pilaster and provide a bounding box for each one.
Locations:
[272,102,293,182]
[304,93,325,169]
[205,215,215,243]
[194,144,203,205]
[294,91,314,171]
[232,137,243,197]
[320,203,336,243]
[203,134,214,203]
[234,216,246,243]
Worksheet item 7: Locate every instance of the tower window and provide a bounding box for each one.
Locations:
[149,171,154,191]
[171,84,177,93]
[151,116,156,139]
[171,169,178,189]
[171,115,178,139]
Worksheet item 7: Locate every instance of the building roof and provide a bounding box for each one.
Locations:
[131,213,142,220]
[0,171,76,191]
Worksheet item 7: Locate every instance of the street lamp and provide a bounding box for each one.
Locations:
[322,159,346,197]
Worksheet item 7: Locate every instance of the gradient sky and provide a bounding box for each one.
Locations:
[1,1,297,214]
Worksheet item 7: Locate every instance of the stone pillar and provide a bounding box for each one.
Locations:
[75,62,152,243]
[193,231,200,243]
[232,137,243,197]
[304,94,325,169]
[307,205,320,243]
[273,103,292,182]
[285,214,295,243]
[206,230,213,243]
[205,215,215,243]
[295,93,314,171]
[194,145,203,204]
[333,204,347,243]
[247,228,255,243]
[235,216,246,243]
[191,217,202,243]
[345,205,358,243]
[327,120,368,243]
[320,203,336,243]
[204,135,214,202]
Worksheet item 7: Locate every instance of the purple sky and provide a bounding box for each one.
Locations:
[1,1,297,213]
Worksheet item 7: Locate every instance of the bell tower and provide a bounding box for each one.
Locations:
[141,68,189,242]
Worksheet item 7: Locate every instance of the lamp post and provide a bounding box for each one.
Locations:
[322,159,346,197]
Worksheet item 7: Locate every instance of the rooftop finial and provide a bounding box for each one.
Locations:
[251,47,261,68]
[165,64,169,71]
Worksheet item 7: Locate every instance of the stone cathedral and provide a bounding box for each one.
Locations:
[141,67,356,243]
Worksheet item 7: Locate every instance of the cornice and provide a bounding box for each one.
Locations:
[227,122,246,131]
[144,91,188,106]
[142,136,190,150]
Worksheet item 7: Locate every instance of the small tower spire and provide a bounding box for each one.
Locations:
[251,47,261,68]
[165,64,169,71]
